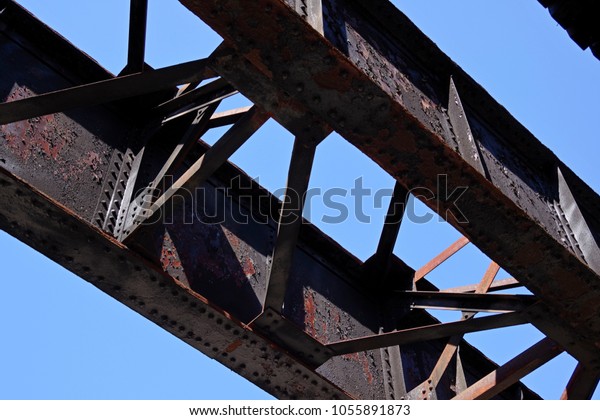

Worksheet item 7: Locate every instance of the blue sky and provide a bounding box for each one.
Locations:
[1,0,598,399]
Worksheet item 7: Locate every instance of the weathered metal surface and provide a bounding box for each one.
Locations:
[453,338,563,400]
[0,0,586,400]
[560,363,600,400]
[363,181,408,290]
[538,0,600,60]
[125,0,149,74]
[557,167,600,275]
[0,167,347,400]
[0,27,130,222]
[178,0,600,368]
[0,2,538,399]
[447,78,484,176]
[413,237,470,283]
[442,277,520,294]
[0,58,215,126]
[327,311,528,355]
[262,135,323,313]
[400,291,537,313]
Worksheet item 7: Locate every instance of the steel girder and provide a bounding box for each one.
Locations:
[538,0,600,60]
[177,0,600,368]
[1,0,599,399]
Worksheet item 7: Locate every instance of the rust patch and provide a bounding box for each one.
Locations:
[2,86,69,161]
[245,49,273,79]
[60,151,104,181]
[242,256,256,278]
[313,66,353,92]
[420,97,432,112]
[221,225,240,249]
[225,339,243,353]
[341,352,374,385]
[304,290,318,339]
[160,230,189,286]
[160,231,183,271]
[2,114,68,162]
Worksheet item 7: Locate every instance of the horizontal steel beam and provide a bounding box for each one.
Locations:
[155,76,236,120]
[208,106,253,128]
[442,278,520,294]
[0,59,214,125]
[328,311,527,355]
[397,291,538,313]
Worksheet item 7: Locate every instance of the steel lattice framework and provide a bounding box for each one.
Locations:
[0,0,599,399]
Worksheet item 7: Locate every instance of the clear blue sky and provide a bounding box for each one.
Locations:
[1,0,598,400]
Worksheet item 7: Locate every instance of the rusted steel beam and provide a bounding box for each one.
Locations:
[538,0,600,60]
[0,167,348,400]
[413,237,470,283]
[407,261,506,399]
[207,44,332,140]
[152,102,221,188]
[0,59,214,125]
[400,291,537,314]
[119,101,221,237]
[363,182,409,289]
[208,106,253,128]
[453,337,563,400]
[442,278,520,294]
[475,262,500,294]
[0,0,550,400]
[155,76,236,120]
[125,0,148,74]
[328,311,527,356]
[121,105,269,239]
[262,136,323,313]
[414,334,462,399]
[178,0,600,368]
[560,363,600,400]
[375,182,408,262]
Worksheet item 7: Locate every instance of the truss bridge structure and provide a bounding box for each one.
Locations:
[1,0,599,400]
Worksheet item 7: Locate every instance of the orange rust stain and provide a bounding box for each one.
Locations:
[304,292,318,338]
[225,339,244,353]
[242,256,256,277]
[342,353,374,384]
[222,226,240,248]
[245,49,274,79]
[3,114,67,162]
[321,319,328,340]
[81,151,102,170]
[420,97,433,112]
[313,68,353,92]
[160,231,183,271]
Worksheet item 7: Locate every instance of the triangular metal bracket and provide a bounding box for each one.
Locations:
[448,77,486,175]
[557,167,600,275]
